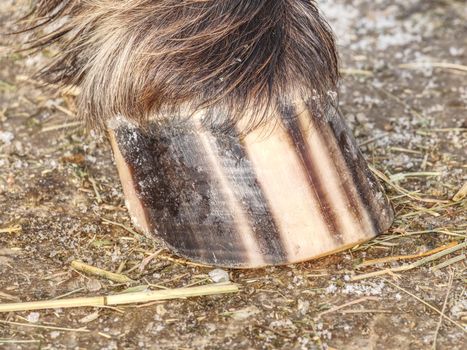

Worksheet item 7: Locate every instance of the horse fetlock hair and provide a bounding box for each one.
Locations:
[23,0,340,133]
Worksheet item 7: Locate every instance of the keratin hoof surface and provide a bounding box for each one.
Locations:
[109,105,394,268]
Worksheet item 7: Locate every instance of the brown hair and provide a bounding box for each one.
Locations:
[22,0,339,133]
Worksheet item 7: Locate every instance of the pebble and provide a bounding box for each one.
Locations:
[208,268,230,283]
[0,131,14,145]
[26,312,40,323]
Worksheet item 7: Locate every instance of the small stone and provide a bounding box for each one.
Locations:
[208,268,230,283]
[50,331,60,339]
[79,311,100,323]
[86,278,102,292]
[0,131,14,145]
[156,304,167,316]
[297,299,310,315]
[230,306,260,320]
[325,283,337,294]
[27,312,40,323]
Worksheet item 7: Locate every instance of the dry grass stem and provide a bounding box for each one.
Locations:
[399,62,467,73]
[317,296,379,318]
[374,85,424,119]
[0,291,19,302]
[389,147,423,155]
[48,102,76,118]
[101,218,142,239]
[400,200,467,219]
[0,320,90,333]
[125,249,164,274]
[53,287,86,300]
[432,273,454,349]
[40,121,83,133]
[431,254,466,271]
[156,255,211,268]
[88,177,103,203]
[341,309,392,314]
[98,332,112,339]
[369,165,449,204]
[383,279,465,333]
[452,182,467,202]
[0,339,41,344]
[389,172,442,182]
[352,241,466,281]
[341,68,374,77]
[0,225,21,234]
[356,241,458,268]
[71,260,134,284]
[0,283,239,313]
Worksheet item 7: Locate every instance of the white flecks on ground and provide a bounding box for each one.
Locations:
[450,298,467,319]
[320,0,432,52]
[297,299,310,315]
[342,280,385,296]
[319,0,359,46]
[0,131,14,144]
[316,321,333,340]
[325,280,386,296]
[325,283,338,294]
[270,319,296,330]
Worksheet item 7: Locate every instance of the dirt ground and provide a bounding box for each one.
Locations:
[0,0,466,349]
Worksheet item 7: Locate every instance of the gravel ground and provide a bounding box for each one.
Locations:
[1,0,466,349]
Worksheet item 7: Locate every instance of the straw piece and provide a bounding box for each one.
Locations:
[453,182,467,202]
[375,86,424,120]
[0,225,21,234]
[341,309,392,314]
[369,166,449,204]
[98,332,112,339]
[107,283,238,305]
[341,68,374,77]
[0,291,19,302]
[399,62,467,73]
[389,147,423,155]
[101,218,142,239]
[399,200,466,219]
[356,241,458,268]
[48,102,76,118]
[317,296,379,318]
[156,254,211,268]
[389,172,441,182]
[431,254,466,271]
[88,177,103,203]
[40,121,83,133]
[351,241,466,281]
[0,339,41,344]
[432,273,454,349]
[71,260,133,283]
[383,279,465,333]
[0,320,90,332]
[0,283,239,313]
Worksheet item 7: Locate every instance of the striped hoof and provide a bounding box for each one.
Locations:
[108,103,394,268]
